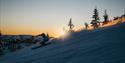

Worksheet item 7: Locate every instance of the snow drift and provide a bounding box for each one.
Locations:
[0,23,125,63]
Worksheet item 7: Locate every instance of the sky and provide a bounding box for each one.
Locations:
[0,0,125,37]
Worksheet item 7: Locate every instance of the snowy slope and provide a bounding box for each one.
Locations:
[0,23,125,63]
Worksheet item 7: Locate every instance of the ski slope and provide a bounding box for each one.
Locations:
[0,23,125,63]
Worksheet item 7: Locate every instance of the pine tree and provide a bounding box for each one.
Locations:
[123,9,125,17]
[91,7,100,28]
[103,9,109,24]
[84,22,88,29]
[68,18,74,31]
[93,8,100,22]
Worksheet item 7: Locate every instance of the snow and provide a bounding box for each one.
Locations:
[33,36,44,43]
[0,23,125,63]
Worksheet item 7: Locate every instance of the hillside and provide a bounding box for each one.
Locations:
[0,23,125,63]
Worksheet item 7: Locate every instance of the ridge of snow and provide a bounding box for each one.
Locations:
[0,23,125,63]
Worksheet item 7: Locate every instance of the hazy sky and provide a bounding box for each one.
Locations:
[0,0,125,37]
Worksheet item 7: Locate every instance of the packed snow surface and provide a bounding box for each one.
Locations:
[0,23,125,63]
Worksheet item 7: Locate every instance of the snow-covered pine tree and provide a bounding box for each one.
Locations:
[91,7,100,28]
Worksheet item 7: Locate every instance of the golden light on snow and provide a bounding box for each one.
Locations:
[60,31,65,36]
[87,17,125,30]
[87,25,94,30]
[101,18,125,28]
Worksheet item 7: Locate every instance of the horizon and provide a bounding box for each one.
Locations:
[0,0,125,37]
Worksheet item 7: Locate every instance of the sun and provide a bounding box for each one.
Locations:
[59,31,66,36]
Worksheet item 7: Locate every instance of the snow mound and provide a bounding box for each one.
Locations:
[0,23,125,63]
